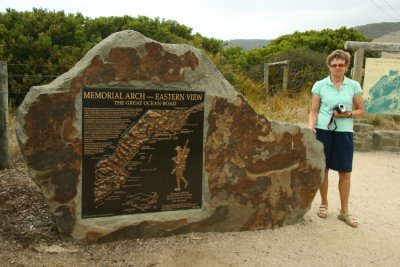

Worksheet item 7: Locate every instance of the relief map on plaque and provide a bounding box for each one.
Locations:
[81,88,205,218]
[363,58,400,115]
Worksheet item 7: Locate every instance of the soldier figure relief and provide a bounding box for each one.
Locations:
[171,139,190,191]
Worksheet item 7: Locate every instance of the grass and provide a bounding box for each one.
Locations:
[364,114,400,131]
[247,87,311,125]
[245,84,399,131]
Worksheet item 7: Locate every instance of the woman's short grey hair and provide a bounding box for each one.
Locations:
[326,49,351,67]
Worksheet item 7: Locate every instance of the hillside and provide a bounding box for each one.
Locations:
[373,31,400,58]
[224,39,271,50]
[223,22,400,51]
[373,31,400,43]
[354,22,400,39]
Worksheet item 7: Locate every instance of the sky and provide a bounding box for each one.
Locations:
[1,0,400,40]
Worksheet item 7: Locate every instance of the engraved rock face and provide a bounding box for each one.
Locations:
[205,96,322,229]
[15,30,324,242]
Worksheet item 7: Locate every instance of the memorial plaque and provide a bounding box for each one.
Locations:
[81,88,205,218]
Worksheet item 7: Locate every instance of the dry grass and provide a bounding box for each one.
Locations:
[364,114,400,131]
[248,88,311,124]
[247,88,399,131]
[8,128,21,161]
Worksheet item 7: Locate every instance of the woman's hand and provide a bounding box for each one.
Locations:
[333,110,339,117]
[334,110,351,118]
[309,126,316,133]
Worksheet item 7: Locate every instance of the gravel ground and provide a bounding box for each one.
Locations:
[1,131,400,267]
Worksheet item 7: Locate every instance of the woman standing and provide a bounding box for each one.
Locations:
[308,49,364,228]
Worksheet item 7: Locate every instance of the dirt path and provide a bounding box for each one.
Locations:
[1,151,399,267]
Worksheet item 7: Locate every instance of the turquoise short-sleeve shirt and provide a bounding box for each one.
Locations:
[311,76,362,132]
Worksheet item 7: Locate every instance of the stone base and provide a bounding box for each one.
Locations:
[354,122,400,152]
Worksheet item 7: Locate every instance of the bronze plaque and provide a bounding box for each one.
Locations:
[81,88,204,218]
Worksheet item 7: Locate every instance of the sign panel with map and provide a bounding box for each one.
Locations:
[81,88,204,218]
[363,58,400,114]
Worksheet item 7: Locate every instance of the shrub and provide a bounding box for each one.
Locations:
[263,48,327,95]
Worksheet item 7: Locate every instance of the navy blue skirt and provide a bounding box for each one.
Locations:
[316,129,354,172]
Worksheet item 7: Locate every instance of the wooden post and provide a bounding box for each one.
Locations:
[0,61,9,169]
[344,41,400,52]
[352,48,364,83]
[282,62,289,93]
[264,63,269,95]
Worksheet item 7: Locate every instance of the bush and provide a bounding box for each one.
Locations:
[263,48,327,95]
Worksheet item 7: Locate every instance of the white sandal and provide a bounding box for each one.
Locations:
[317,205,328,218]
[338,212,358,228]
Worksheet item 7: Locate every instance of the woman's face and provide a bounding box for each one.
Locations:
[329,57,348,78]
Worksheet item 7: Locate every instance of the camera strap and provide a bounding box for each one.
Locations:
[327,114,337,131]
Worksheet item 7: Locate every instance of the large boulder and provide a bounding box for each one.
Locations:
[15,30,324,242]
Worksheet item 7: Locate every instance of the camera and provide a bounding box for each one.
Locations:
[334,104,347,114]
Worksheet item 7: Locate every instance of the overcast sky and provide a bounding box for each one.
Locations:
[1,0,400,40]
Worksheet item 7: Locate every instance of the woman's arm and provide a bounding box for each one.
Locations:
[352,94,364,118]
[308,94,320,132]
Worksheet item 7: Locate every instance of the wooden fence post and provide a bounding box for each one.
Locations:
[264,63,269,95]
[282,62,289,93]
[263,60,289,95]
[0,61,9,169]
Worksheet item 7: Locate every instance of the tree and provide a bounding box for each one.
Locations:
[0,9,225,103]
[265,27,369,54]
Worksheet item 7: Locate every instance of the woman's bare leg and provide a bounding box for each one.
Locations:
[320,168,329,206]
[338,171,351,213]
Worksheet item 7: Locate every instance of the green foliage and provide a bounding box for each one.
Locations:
[265,27,368,54]
[208,52,265,101]
[0,9,378,107]
[0,8,225,104]
[0,8,90,101]
[222,27,374,95]
[223,46,247,69]
[367,115,382,127]
[223,46,268,74]
[199,36,225,54]
[263,48,327,94]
